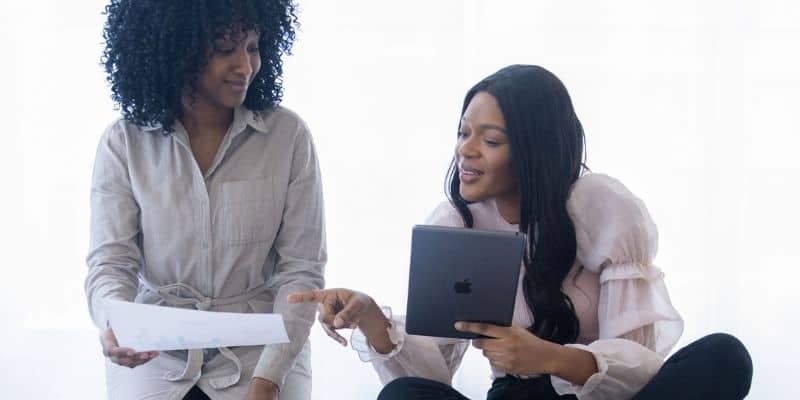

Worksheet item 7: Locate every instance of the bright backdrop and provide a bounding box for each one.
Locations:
[0,1,797,398]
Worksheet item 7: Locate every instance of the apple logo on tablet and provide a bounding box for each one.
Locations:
[453,278,472,294]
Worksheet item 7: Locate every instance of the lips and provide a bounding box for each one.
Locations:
[459,164,483,183]
[225,80,248,91]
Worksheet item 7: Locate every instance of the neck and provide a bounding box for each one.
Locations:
[494,192,520,225]
[180,96,234,137]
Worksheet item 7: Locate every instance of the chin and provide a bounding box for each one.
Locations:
[227,98,247,108]
[459,189,484,203]
[219,93,247,108]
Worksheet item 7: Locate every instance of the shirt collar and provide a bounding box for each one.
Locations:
[233,106,272,135]
[139,106,271,135]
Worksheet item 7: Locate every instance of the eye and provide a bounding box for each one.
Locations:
[247,45,260,54]
[214,46,236,55]
[457,131,469,139]
[485,139,501,147]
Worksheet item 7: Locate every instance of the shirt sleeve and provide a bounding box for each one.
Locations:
[551,174,684,400]
[348,201,469,385]
[84,122,142,330]
[350,307,470,385]
[253,121,327,388]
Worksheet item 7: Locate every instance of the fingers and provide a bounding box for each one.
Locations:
[106,345,135,359]
[483,349,505,361]
[316,302,351,346]
[333,313,357,329]
[117,355,154,368]
[333,299,364,329]
[454,322,508,338]
[106,346,159,368]
[475,345,508,370]
[472,338,504,353]
[287,290,328,304]
[321,322,348,346]
[101,328,159,368]
[299,289,370,346]
[316,300,338,325]
[100,328,124,358]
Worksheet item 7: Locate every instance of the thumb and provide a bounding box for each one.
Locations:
[103,328,119,346]
[100,328,119,356]
[333,300,363,329]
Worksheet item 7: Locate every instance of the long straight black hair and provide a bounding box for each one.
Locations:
[446,65,587,344]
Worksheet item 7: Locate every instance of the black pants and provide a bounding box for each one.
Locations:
[378,333,753,400]
[184,385,211,400]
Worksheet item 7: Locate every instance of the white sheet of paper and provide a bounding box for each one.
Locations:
[104,299,289,351]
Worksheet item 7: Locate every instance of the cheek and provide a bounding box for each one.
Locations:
[199,63,222,88]
[489,152,515,187]
[196,72,215,93]
[500,161,516,188]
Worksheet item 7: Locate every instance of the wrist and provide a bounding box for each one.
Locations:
[251,377,279,393]
[356,299,385,331]
[547,345,599,385]
[544,342,570,376]
[358,300,394,354]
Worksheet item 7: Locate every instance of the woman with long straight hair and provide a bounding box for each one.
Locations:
[289,65,752,399]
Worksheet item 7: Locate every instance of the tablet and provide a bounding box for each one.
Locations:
[405,224,526,339]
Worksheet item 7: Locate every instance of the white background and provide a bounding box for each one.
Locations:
[1,0,798,398]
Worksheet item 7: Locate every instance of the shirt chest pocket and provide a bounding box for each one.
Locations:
[217,178,278,246]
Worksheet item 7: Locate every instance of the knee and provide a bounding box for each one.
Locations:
[701,333,753,397]
[377,377,424,400]
[702,333,752,371]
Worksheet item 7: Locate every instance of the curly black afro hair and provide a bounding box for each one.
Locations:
[102,0,299,132]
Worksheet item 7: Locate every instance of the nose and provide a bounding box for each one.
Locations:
[233,47,253,77]
[457,134,480,159]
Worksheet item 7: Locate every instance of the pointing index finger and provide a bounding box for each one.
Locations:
[454,322,507,338]
[287,290,327,304]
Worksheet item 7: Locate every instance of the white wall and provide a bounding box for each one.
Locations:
[0,0,797,398]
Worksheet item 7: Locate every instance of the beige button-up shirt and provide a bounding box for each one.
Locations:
[85,106,326,398]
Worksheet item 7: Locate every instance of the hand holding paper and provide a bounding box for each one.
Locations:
[100,327,159,368]
[104,299,289,352]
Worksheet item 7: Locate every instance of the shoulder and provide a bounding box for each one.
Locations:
[567,173,658,271]
[98,117,148,150]
[567,173,651,228]
[568,173,636,205]
[104,116,137,136]
[424,201,465,228]
[251,106,312,140]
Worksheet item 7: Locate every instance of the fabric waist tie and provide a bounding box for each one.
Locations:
[140,279,269,389]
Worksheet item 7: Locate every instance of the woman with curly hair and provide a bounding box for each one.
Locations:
[85,1,324,399]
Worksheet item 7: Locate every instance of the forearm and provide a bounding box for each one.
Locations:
[85,265,139,328]
[255,280,320,385]
[549,345,599,385]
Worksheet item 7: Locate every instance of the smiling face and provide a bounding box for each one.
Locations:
[456,91,519,206]
[192,29,262,112]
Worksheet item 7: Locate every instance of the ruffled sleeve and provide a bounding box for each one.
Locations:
[350,307,470,385]
[349,201,470,385]
[551,174,684,399]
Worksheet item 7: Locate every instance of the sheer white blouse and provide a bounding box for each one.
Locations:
[350,174,683,400]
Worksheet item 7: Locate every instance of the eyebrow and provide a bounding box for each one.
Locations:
[460,119,507,133]
[479,123,507,133]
